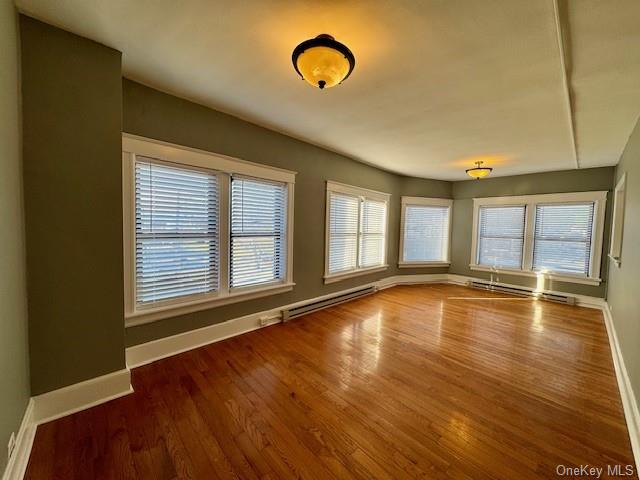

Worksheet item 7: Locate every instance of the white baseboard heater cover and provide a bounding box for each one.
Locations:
[467,280,576,305]
[282,286,377,321]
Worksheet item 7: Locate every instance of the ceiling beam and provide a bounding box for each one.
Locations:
[552,0,580,169]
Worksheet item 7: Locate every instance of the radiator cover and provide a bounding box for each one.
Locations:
[467,280,576,305]
[282,286,377,321]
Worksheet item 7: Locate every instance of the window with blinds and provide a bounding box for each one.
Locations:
[230,177,287,288]
[124,137,296,322]
[326,185,388,278]
[533,203,595,275]
[402,204,450,262]
[359,199,387,268]
[135,158,219,305]
[328,193,359,274]
[477,205,526,269]
[470,191,607,284]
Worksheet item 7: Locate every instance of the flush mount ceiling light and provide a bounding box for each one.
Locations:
[466,161,493,179]
[292,34,355,89]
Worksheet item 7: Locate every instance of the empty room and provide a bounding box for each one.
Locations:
[2,1,640,479]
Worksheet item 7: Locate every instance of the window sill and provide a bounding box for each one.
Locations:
[468,264,601,286]
[125,282,296,327]
[324,265,388,284]
[398,261,450,268]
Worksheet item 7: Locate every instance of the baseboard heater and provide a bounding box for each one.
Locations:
[467,280,576,305]
[282,286,377,321]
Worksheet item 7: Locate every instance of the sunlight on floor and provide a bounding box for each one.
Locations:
[446,296,532,301]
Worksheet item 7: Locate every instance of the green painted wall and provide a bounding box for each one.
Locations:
[123,79,451,346]
[450,167,615,297]
[607,117,640,414]
[0,2,30,473]
[20,16,125,394]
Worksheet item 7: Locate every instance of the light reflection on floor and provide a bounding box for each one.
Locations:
[532,301,544,332]
[338,310,383,385]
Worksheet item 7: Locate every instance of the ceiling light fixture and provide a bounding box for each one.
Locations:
[292,34,355,90]
[466,161,493,179]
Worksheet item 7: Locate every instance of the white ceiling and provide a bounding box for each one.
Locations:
[16,0,640,180]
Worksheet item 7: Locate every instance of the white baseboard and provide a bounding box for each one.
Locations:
[447,273,473,286]
[2,369,132,480]
[601,303,640,474]
[386,273,450,286]
[31,368,133,425]
[125,273,605,369]
[126,274,449,368]
[126,310,282,369]
[2,400,35,480]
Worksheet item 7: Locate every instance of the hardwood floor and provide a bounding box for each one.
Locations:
[25,284,636,479]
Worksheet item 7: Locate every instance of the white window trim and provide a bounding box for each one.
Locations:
[324,181,390,284]
[122,134,296,326]
[609,173,626,267]
[469,191,607,286]
[398,196,453,268]
[123,133,296,183]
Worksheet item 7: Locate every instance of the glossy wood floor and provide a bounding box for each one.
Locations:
[25,285,636,479]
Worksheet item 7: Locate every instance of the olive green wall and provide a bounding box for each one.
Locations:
[123,79,451,346]
[20,16,125,394]
[607,117,640,414]
[0,2,30,473]
[450,167,615,297]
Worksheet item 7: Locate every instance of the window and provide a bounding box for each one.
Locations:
[230,176,287,288]
[328,193,359,274]
[477,205,526,269]
[533,203,594,275]
[359,198,387,268]
[325,181,389,283]
[399,197,452,266]
[134,159,219,305]
[470,191,607,285]
[123,134,295,325]
[609,173,626,267]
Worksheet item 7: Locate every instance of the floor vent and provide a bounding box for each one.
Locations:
[282,286,377,321]
[467,280,576,305]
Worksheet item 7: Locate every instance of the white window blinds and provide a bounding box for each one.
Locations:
[230,176,287,288]
[359,199,387,268]
[328,193,359,274]
[402,205,450,262]
[477,205,526,269]
[533,203,595,276]
[327,190,387,276]
[135,159,219,304]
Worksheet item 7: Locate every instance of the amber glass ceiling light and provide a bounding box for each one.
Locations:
[292,34,355,89]
[466,161,493,179]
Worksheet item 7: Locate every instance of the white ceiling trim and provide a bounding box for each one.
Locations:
[552,0,580,170]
